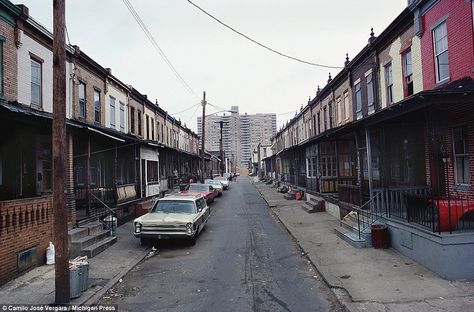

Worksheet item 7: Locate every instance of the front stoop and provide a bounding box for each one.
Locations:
[302,197,325,213]
[335,213,372,248]
[68,221,117,259]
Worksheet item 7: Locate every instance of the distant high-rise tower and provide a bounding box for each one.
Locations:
[197,106,276,167]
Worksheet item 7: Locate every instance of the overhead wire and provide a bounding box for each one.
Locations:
[170,102,201,115]
[187,0,343,69]
[122,0,200,99]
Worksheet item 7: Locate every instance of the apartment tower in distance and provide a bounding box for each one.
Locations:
[197,106,277,169]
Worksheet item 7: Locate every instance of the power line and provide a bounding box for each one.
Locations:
[170,102,201,115]
[122,0,200,99]
[187,0,343,69]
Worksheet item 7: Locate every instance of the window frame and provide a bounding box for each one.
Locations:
[30,57,42,108]
[119,101,125,131]
[0,37,4,97]
[355,82,362,120]
[453,126,470,185]
[137,110,142,136]
[344,91,350,121]
[78,81,86,118]
[130,107,135,134]
[109,96,116,127]
[432,21,449,83]
[94,89,101,123]
[384,62,393,105]
[366,72,374,113]
[402,49,413,96]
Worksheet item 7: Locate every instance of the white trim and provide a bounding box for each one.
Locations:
[364,69,373,77]
[353,78,361,85]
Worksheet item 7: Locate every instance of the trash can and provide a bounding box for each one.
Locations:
[371,224,389,249]
[79,262,89,292]
[103,215,117,236]
[69,266,82,299]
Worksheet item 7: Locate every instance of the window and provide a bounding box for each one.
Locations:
[0,39,3,96]
[453,126,470,185]
[109,96,116,127]
[317,112,321,134]
[336,96,343,123]
[344,91,350,121]
[433,21,449,83]
[147,161,159,183]
[137,110,142,136]
[94,90,101,123]
[157,121,160,141]
[31,58,42,108]
[385,63,393,105]
[323,106,328,131]
[328,102,333,128]
[306,157,317,178]
[146,115,150,139]
[402,49,413,96]
[366,73,374,113]
[151,118,155,140]
[130,107,135,133]
[119,102,125,131]
[355,82,362,119]
[78,82,86,118]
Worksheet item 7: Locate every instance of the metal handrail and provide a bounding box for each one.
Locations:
[90,192,117,217]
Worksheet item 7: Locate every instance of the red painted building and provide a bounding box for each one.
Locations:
[410,0,474,90]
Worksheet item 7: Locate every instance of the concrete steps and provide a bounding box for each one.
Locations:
[335,212,372,248]
[68,221,117,259]
[302,197,325,213]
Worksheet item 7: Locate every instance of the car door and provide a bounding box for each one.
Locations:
[195,198,209,231]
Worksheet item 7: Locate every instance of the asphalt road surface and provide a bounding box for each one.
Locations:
[100,177,344,312]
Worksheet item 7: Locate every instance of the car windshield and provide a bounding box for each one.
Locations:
[215,177,227,182]
[152,200,196,214]
[205,180,221,186]
[188,184,210,192]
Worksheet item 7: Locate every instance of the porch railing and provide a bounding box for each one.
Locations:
[0,196,53,236]
[372,186,474,234]
[342,193,383,239]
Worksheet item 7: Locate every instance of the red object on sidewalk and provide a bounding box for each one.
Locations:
[371,224,389,249]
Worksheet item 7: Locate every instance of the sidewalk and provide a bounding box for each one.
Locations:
[0,222,148,305]
[255,181,474,312]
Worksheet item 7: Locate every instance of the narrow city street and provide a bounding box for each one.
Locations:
[100,177,344,312]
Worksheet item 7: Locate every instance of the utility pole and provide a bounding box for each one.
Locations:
[201,91,206,182]
[52,0,69,304]
[215,120,227,177]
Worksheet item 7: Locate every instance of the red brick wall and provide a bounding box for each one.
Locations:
[73,63,106,125]
[0,196,53,285]
[0,19,18,101]
[425,103,474,200]
[420,0,474,90]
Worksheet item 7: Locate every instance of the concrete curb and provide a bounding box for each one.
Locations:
[79,248,149,305]
[254,182,353,311]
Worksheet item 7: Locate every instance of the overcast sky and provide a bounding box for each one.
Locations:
[15,0,407,132]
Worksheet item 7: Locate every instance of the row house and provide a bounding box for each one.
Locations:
[268,0,474,280]
[0,0,200,285]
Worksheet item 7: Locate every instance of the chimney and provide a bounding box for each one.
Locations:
[327,72,332,84]
[73,45,80,55]
[316,85,321,96]
[106,68,112,75]
[344,53,350,67]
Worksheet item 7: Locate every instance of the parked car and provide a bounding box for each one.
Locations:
[181,183,217,204]
[223,172,232,181]
[133,194,210,245]
[214,176,230,190]
[205,179,223,196]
